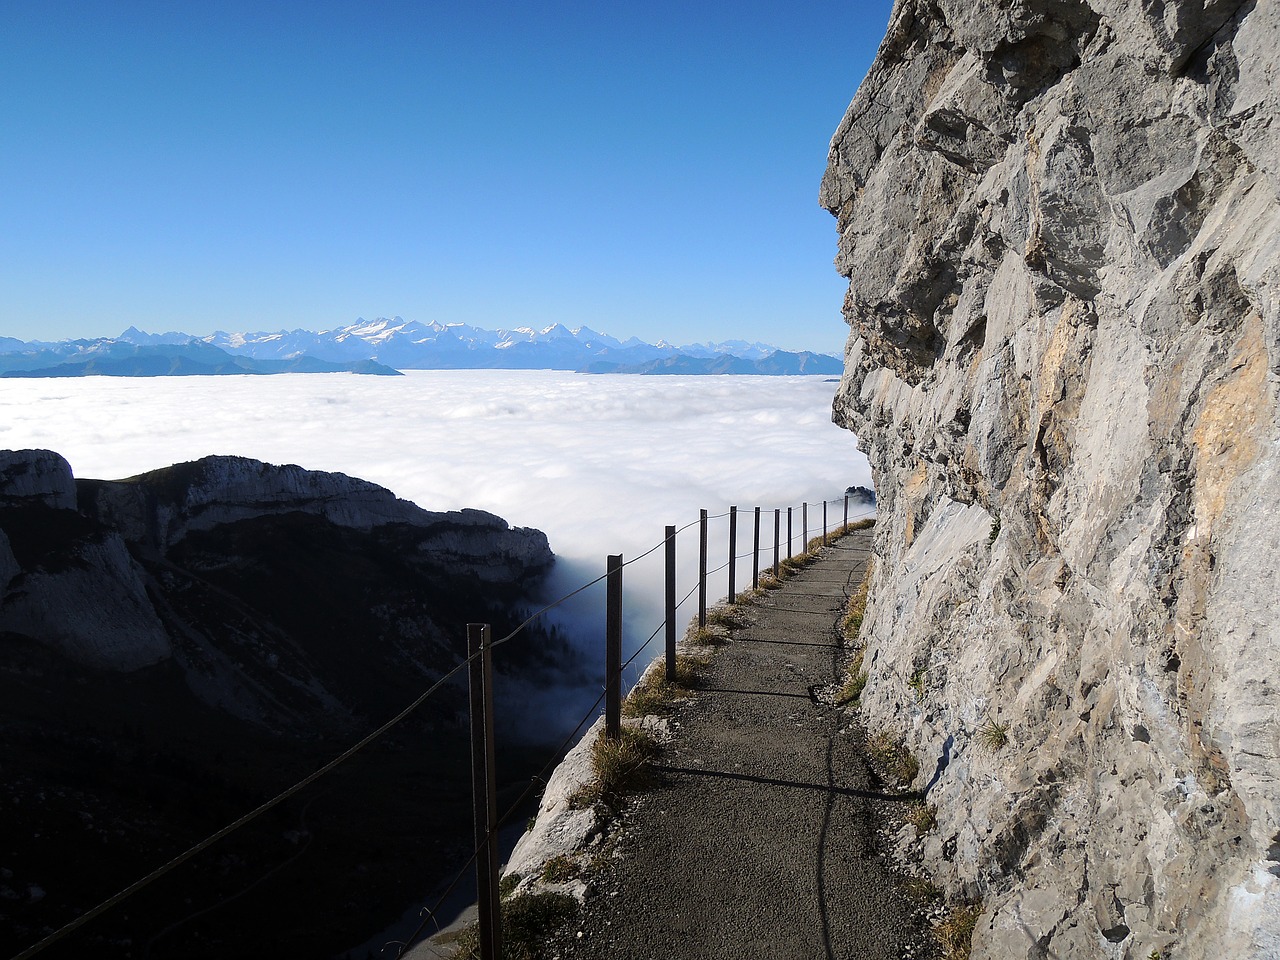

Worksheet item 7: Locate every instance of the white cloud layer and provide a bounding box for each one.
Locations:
[0,371,871,705]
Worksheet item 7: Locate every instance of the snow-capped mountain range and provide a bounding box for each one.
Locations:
[0,318,843,377]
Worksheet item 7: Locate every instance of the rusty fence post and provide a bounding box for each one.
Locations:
[728,505,737,602]
[467,623,502,960]
[752,506,761,590]
[773,508,780,577]
[606,555,622,741]
[698,509,708,629]
[665,526,676,683]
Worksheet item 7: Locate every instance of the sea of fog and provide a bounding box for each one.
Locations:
[0,370,872,731]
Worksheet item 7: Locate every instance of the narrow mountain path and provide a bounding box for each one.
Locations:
[549,530,928,960]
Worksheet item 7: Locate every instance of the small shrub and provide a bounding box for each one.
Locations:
[975,718,1009,751]
[759,572,783,590]
[906,801,936,833]
[539,854,580,884]
[499,873,522,899]
[934,902,981,960]
[988,516,1001,544]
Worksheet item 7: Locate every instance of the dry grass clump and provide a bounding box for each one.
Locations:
[934,902,982,960]
[707,605,752,630]
[690,625,729,646]
[452,891,578,960]
[835,649,868,707]
[866,730,919,786]
[906,801,936,833]
[539,853,581,884]
[841,558,874,642]
[570,727,661,808]
[623,654,705,717]
[975,718,1009,751]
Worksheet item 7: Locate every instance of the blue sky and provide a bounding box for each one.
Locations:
[1,1,894,352]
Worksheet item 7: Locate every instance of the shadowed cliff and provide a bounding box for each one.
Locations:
[0,449,576,958]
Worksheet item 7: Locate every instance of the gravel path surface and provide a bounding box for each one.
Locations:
[549,531,928,960]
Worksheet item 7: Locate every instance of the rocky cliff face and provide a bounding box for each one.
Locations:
[822,2,1278,957]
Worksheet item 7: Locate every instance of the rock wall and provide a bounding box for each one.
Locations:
[822,1,1279,957]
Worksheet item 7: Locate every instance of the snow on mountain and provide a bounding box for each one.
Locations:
[5,320,839,375]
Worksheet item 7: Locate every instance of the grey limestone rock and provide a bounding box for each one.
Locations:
[823,0,1279,957]
[0,449,76,510]
[84,455,554,582]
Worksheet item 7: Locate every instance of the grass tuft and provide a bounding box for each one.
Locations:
[909,667,927,702]
[835,649,868,707]
[841,558,874,642]
[454,891,578,960]
[623,655,705,717]
[691,626,729,646]
[866,730,919,785]
[539,853,580,884]
[975,718,1009,751]
[902,875,942,902]
[707,606,752,630]
[570,727,661,808]
[906,801,936,833]
[934,902,982,960]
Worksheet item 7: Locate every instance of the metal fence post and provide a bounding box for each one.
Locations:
[728,506,737,602]
[844,494,849,529]
[773,508,780,577]
[467,623,502,960]
[802,502,808,552]
[606,555,622,741]
[787,507,793,560]
[698,509,708,628]
[823,500,828,546]
[752,506,761,590]
[665,526,676,683]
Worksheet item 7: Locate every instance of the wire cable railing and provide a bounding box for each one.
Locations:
[8,493,876,960]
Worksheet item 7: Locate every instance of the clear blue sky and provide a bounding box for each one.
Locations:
[1,1,894,352]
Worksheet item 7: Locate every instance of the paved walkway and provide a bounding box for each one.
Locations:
[550,530,927,960]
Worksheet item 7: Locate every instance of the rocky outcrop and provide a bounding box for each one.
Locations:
[0,449,553,680]
[823,2,1279,958]
[82,455,549,583]
[0,449,76,509]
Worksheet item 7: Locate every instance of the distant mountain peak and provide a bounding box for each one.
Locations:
[2,320,841,378]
